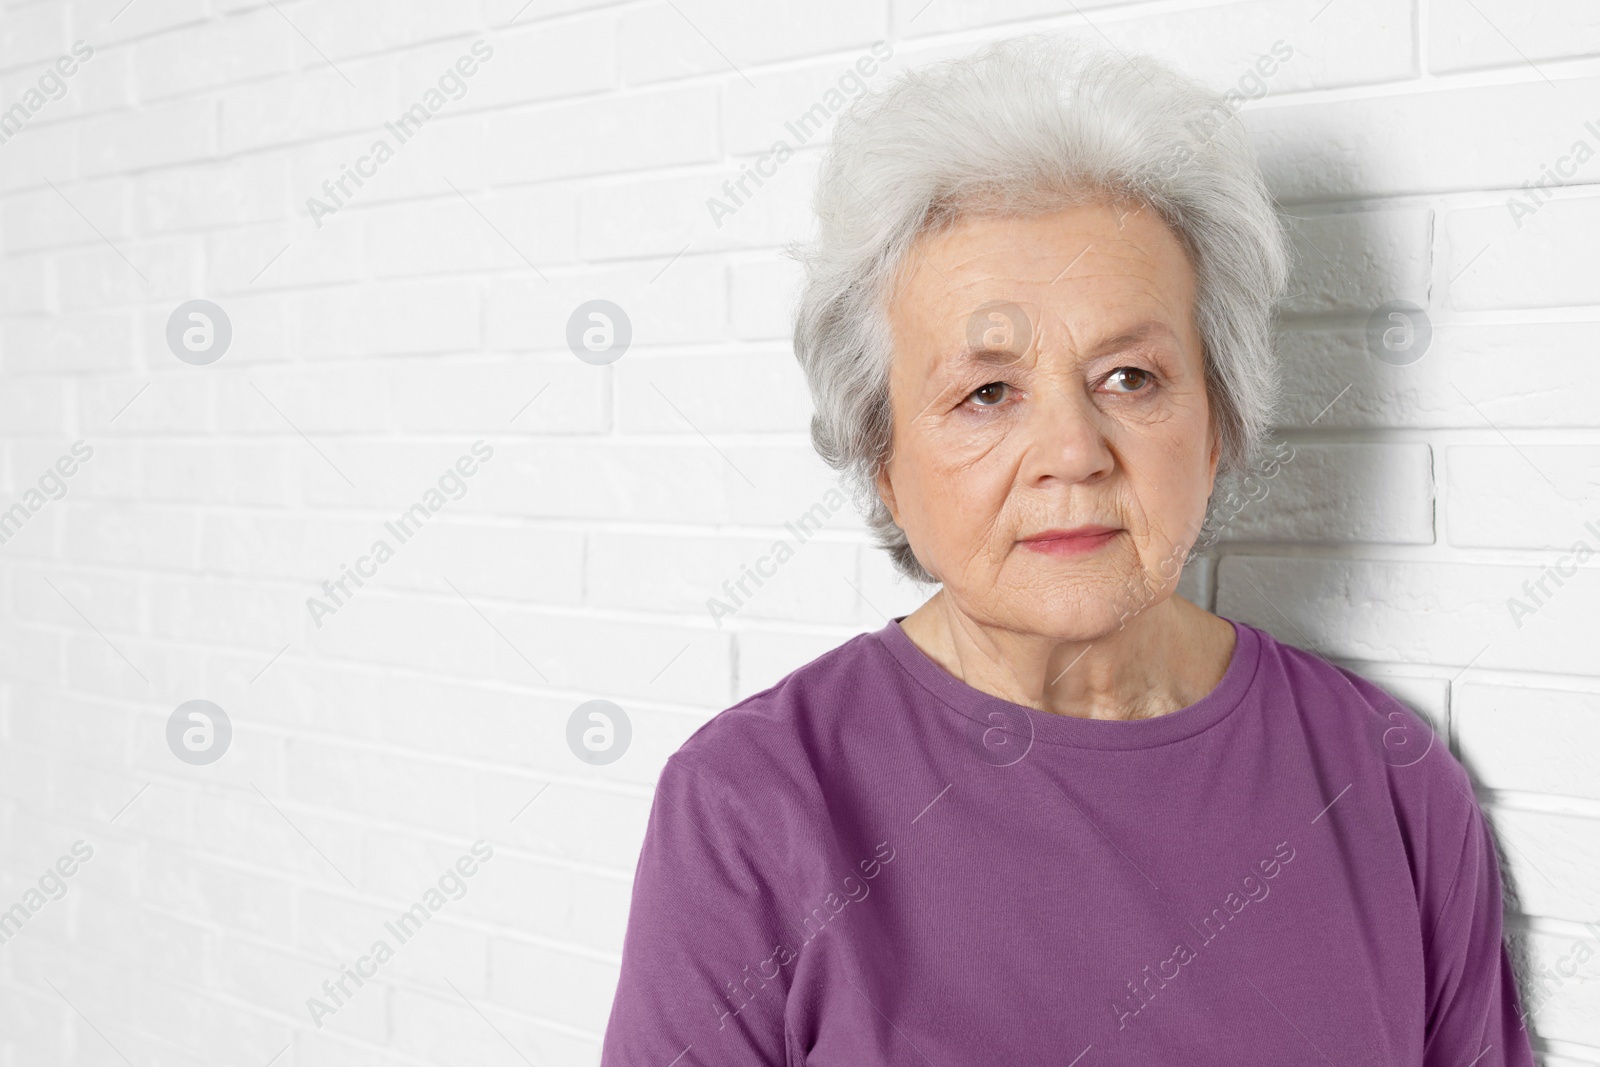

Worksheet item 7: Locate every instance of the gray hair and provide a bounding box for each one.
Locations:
[785,33,1292,585]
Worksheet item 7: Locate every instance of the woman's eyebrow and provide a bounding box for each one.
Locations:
[944,318,1178,370]
[944,345,1031,372]
[1085,319,1179,357]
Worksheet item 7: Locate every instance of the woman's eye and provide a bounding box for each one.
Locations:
[967,382,1009,407]
[1102,367,1155,394]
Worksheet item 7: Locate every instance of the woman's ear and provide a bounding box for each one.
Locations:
[874,461,899,525]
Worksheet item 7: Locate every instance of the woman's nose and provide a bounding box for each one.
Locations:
[1018,373,1116,487]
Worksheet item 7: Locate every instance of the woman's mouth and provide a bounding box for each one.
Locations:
[1018,525,1121,556]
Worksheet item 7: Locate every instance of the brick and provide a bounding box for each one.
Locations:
[483,85,720,185]
[211,363,393,434]
[287,114,486,214]
[286,0,486,62]
[140,442,293,507]
[1217,556,1599,673]
[1485,805,1600,924]
[1247,75,1600,201]
[0,177,128,255]
[488,776,651,870]
[284,740,482,834]
[147,573,305,646]
[363,185,581,280]
[1430,0,1600,73]
[137,843,295,939]
[0,123,76,195]
[1214,443,1435,545]
[0,253,55,315]
[854,543,940,623]
[1276,322,1600,430]
[729,252,801,340]
[310,592,734,706]
[613,349,813,433]
[621,0,889,84]
[488,936,618,1031]
[588,527,858,623]
[1457,683,1600,801]
[87,0,209,47]
[910,0,1411,89]
[217,58,401,155]
[1516,923,1600,1046]
[1282,207,1432,316]
[213,937,387,1041]
[58,502,197,570]
[136,157,293,235]
[130,11,297,101]
[295,888,490,997]
[297,279,482,358]
[1446,192,1600,310]
[76,97,216,177]
[208,219,364,292]
[54,240,196,315]
[0,4,70,67]
[485,255,726,351]
[734,624,869,700]
[398,17,617,110]
[1445,445,1600,548]
[388,983,595,1064]
[388,354,603,432]
[723,47,905,156]
[0,376,69,433]
[581,155,818,260]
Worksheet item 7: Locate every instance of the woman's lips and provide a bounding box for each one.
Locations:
[1018,527,1121,556]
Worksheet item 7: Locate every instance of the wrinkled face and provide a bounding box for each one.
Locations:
[876,200,1219,637]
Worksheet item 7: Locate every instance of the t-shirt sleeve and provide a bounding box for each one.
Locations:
[600,751,798,1066]
[1421,798,1536,1067]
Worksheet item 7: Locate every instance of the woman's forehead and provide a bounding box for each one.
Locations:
[890,208,1195,324]
[887,230,1199,374]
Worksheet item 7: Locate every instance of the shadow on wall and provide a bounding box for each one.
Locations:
[1207,124,1600,1049]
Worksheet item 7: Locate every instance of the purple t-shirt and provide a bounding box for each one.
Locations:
[601,615,1534,1066]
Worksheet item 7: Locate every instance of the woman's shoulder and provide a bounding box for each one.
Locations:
[1246,620,1477,807]
[668,625,889,781]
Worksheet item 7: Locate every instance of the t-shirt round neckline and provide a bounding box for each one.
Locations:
[872,613,1262,750]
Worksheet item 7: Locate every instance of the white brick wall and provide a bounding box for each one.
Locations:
[0,0,1596,1064]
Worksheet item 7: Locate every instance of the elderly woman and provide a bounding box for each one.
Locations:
[602,35,1534,1066]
